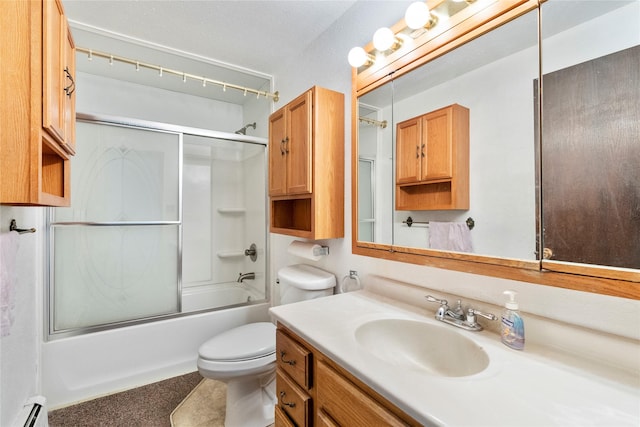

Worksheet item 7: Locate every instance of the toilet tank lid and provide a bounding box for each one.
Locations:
[278,264,336,290]
[199,322,276,361]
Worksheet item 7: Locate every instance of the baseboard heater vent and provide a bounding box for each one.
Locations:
[15,396,48,427]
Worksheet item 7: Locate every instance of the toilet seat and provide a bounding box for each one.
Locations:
[198,322,276,362]
[197,322,277,381]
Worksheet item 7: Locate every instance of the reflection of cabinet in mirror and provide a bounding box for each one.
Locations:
[396,104,469,211]
[269,86,344,239]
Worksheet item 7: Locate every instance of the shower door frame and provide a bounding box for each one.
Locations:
[45,112,270,340]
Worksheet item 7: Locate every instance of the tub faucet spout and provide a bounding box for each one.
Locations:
[237,272,255,283]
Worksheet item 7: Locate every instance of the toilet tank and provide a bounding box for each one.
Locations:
[278,264,336,305]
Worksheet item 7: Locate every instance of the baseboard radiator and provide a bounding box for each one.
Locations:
[15,396,48,427]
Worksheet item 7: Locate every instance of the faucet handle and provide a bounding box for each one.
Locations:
[466,308,497,327]
[425,295,448,306]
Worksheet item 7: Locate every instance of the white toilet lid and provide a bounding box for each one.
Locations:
[199,322,276,361]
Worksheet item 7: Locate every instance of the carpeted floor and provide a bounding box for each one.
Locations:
[48,371,210,427]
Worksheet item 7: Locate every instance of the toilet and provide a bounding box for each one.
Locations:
[197,264,336,427]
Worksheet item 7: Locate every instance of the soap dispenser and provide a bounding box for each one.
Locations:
[501,290,525,350]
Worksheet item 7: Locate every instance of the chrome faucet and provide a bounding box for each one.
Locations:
[425,295,497,331]
[237,272,255,283]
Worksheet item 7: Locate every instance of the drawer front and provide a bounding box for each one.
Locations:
[276,329,311,388]
[316,361,409,427]
[275,405,296,427]
[276,370,311,427]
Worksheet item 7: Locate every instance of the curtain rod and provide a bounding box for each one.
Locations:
[76,47,279,102]
[358,116,387,128]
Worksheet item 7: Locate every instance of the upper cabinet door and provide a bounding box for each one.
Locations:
[423,107,453,181]
[396,117,422,185]
[42,0,66,144]
[269,108,287,196]
[286,91,313,195]
[62,20,76,154]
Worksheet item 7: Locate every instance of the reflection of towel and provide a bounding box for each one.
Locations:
[429,222,473,253]
[1,231,19,337]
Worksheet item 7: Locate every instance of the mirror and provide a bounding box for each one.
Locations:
[353,0,640,297]
[539,0,640,271]
[357,8,539,260]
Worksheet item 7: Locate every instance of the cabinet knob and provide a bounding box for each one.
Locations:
[284,136,289,153]
[280,139,286,155]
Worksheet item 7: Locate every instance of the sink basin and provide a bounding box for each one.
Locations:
[355,319,489,377]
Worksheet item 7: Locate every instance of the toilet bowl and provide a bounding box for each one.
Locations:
[197,264,336,427]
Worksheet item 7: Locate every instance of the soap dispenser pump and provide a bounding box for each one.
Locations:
[501,290,525,350]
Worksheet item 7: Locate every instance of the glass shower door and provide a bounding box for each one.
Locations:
[50,121,181,332]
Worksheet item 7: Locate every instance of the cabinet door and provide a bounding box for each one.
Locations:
[396,117,422,185]
[42,0,66,145]
[423,108,453,181]
[286,91,312,195]
[62,21,76,154]
[269,108,287,196]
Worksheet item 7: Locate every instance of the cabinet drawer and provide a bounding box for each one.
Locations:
[275,405,296,427]
[276,329,311,389]
[276,370,311,427]
[316,361,409,426]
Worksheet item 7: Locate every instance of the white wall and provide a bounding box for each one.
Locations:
[268,1,640,343]
[0,207,43,426]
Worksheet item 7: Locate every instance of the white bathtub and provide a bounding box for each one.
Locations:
[42,302,269,409]
[181,282,264,313]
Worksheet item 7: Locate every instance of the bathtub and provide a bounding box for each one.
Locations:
[42,301,269,409]
[181,282,265,313]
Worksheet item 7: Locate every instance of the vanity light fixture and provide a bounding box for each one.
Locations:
[348,46,375,68]
[405,2,438,31]
[373,27,403,52]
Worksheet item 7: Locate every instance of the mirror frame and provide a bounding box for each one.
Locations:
[351,0,640,299]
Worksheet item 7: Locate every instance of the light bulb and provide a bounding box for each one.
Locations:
[348,47,373,68]
[373,27,398,52]
[405,2,429,30]
[405,1,438,31]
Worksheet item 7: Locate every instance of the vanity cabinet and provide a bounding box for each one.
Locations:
[395,104,469,211]
[275,325,420,427]
[1,0,76,206]
[269,86,344,239]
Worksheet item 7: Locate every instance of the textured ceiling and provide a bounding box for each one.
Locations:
[63,0,358,75]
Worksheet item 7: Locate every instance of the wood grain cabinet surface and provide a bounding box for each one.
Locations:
[1,0,76,206]
[269,86,344,239]
[275,325,421,427]
[395,104,469,211]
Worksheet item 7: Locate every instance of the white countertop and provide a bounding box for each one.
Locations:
[269,291,640,426]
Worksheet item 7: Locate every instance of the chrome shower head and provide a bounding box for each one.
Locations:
[235,122,257,135]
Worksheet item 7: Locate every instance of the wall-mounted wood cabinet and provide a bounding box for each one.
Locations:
[396,103,469,211]
[275,325,420,427]
[269,86,344,239]
[1,0,76,206]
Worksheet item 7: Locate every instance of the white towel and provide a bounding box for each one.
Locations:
[0,231,19,337]
[429,222,473,253]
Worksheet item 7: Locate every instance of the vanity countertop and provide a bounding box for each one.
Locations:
[269,291,640,426]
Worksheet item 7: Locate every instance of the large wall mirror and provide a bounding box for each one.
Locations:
[352,0,640,298]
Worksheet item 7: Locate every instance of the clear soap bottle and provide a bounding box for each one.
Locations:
[501,290,525,350]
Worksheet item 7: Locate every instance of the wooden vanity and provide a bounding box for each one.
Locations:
[275,325,421,427]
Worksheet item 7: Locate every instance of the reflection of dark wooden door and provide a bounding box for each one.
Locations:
[541,45,640,269]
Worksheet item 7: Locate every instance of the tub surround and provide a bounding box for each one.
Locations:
[269,280,640,426]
